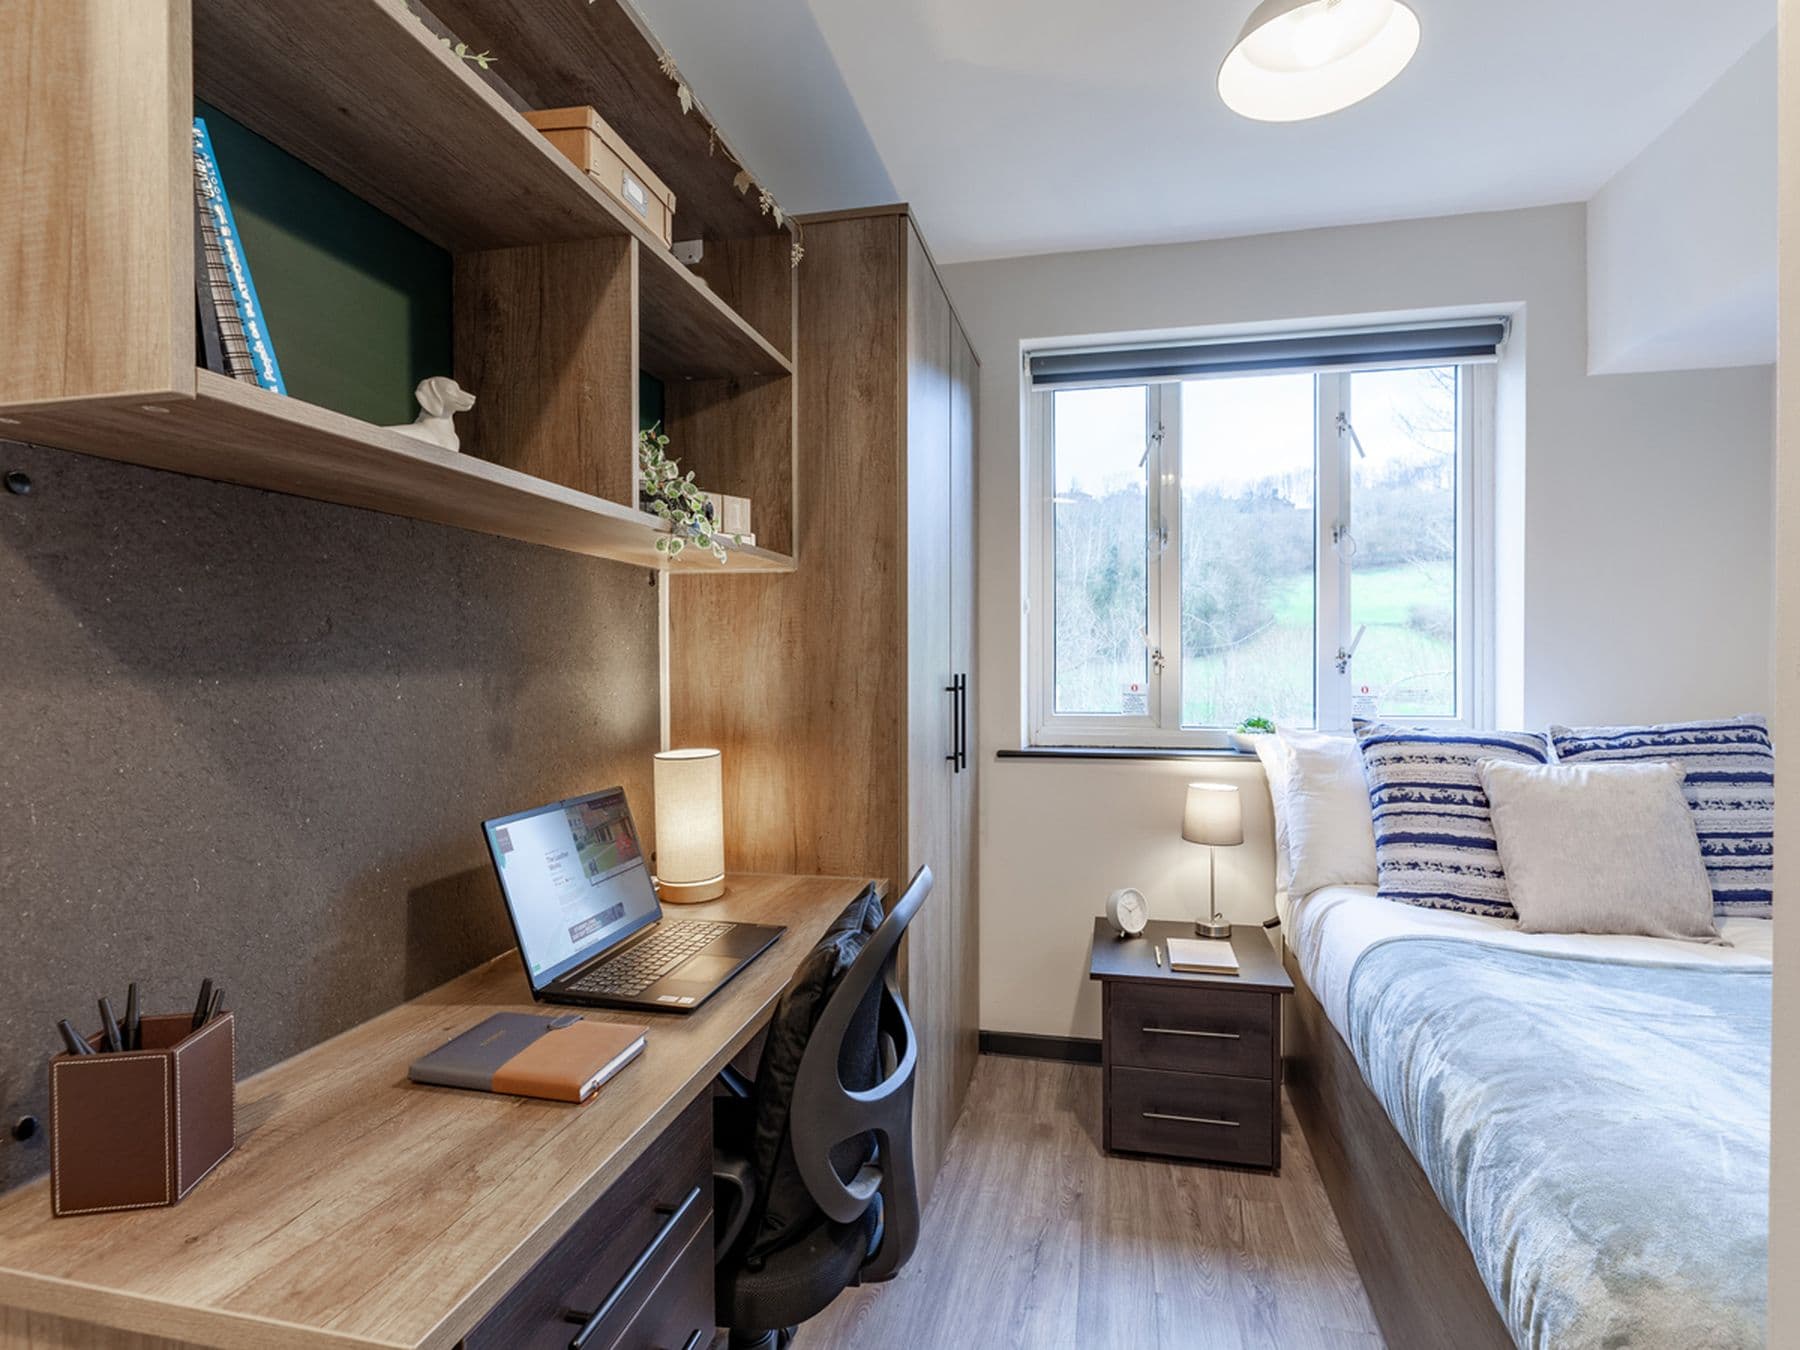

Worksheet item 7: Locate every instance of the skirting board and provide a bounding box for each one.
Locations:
[978,1032,1102,1064]
[1280,946,1512,1350]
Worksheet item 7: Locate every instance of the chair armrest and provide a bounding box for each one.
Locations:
[712,1149,757,1263]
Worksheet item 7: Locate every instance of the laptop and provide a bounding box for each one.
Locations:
[482,787,783,1013]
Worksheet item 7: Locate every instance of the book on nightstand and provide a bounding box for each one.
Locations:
[1165,937,1240,975]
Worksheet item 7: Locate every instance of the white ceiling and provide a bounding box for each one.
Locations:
[635,0,1774,265]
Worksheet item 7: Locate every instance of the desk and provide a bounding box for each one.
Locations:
[0,873,876,1350]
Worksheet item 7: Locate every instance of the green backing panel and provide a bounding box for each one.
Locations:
[639,372,665,434]
[197,102,453,427]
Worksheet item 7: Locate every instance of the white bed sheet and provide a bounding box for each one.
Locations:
[1284,884,1774,1038]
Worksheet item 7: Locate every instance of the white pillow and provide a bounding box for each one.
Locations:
[1478,759,1720,941]
[1250,733,1293,891]
[1278,726,1378,898]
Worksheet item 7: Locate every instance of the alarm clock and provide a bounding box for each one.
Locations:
[1105,887,1149,938]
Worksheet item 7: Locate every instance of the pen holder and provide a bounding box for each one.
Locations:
[48,1012,236,1218]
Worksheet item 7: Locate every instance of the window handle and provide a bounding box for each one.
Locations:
[1335,624,1367,676]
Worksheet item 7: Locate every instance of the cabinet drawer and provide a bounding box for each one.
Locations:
[1109,1067,1274,1167]
[1107,983,1274,1079]
[609,1219,714,1350]
[464,1094,712,1350]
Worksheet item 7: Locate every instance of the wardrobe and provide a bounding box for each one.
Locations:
[668,205,979,1201]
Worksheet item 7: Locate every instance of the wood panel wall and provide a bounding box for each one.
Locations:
[0,441,661,1191]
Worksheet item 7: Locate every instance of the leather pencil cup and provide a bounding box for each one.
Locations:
[48,1012,236,1217]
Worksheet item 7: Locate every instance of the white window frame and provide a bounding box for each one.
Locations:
[1027,361,1496,749]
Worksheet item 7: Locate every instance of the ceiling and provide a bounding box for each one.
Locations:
[633,0,1773,265]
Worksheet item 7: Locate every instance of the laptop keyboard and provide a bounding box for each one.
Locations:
[567,920,736,997]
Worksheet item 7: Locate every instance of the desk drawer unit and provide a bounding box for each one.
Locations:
[1107,984,1275,1079]
[463,1093,714,1350]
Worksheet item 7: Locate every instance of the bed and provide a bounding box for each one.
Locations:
[1278,885,1772,1350]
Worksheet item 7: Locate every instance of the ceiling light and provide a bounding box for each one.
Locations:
[1219,0,1421,123]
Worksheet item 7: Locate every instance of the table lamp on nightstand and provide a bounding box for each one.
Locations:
[1183,782,1243,938]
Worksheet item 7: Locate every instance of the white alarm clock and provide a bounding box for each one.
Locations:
[1105,887,1149,938]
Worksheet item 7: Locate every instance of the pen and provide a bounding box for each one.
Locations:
[203,986,224,1026]
[58,1020,96,1056]
[98,997,123,1053]
[1155,943,1163,968]
[124,982,140,1051]
[192,977,215,1031]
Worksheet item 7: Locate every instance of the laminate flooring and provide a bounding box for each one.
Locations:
[802,1055,1383,1349]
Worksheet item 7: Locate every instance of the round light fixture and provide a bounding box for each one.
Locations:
[1219,0,1421,123]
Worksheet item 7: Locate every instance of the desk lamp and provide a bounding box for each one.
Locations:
[1183,782,1243,938]
[654,748,726,903]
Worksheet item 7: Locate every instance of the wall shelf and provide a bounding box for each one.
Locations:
[2,0,798,571]
[0,373,795,573]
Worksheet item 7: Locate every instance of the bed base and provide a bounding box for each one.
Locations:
[1281,946,1515,1350]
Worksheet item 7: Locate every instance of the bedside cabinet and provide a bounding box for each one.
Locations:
[1088,919,1293,1171]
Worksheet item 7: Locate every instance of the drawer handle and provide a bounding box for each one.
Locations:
[1143,1026,1240,1040]
[564,1185,702,1350]
[1143,1111,1239,1128]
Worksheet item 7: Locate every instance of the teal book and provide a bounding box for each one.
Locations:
[192,118,286,394]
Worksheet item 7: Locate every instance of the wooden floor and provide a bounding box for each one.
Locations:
[803,1055,1383,1349]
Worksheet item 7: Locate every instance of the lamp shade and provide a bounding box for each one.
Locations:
[653,748,725,903]
[1218,0,1420,123]
[1183,782,1244,847]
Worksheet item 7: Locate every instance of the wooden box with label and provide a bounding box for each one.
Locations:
[524,106,678,247]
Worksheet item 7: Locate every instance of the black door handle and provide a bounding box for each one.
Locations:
[944,674,967,773]
[564,1185,702,1349]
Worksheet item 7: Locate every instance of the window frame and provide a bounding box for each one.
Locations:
[1026,360,1496,749]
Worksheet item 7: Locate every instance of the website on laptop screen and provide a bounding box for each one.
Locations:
[486,789,659,987]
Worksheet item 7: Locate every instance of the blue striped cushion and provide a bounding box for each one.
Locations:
[1356,724,1551,918]
[1548,717,1773,918]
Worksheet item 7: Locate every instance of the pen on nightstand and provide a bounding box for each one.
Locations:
[98,997,123,1053]
[57,1020,96,1056]
[124,982,140,1051]
[1154,942,1163,968]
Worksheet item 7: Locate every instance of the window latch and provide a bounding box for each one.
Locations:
[1336,411,1367,459]
[1151,646,1166,676]
[1335,625,1368,675]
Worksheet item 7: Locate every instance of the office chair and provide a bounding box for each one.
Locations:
[711,867,931,1350]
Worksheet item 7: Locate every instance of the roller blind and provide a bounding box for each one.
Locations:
[1028,319,1509,390]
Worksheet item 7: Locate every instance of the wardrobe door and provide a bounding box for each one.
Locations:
[903,222,957,1205]
[947,324,980,1120]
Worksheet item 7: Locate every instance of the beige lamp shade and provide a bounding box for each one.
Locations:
[1183,782,1244,847]
[653,748,725,903]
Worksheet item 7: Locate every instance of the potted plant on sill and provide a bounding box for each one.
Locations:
[638,424,739,563]
[1229,715,1275,753]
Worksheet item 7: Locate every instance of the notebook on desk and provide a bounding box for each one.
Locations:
[409,1012,646,1103]
[1166,937,1239,975]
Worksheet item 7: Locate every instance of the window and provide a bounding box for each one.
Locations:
[1028,328,1497,748]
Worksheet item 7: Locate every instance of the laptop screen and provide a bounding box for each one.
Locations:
[483,788,661,991]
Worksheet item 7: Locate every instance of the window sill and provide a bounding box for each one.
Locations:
[997,746,1258,763]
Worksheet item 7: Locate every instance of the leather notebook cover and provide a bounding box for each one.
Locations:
[409,1012,647,1103]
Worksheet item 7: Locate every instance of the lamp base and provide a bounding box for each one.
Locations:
[654,874,725,904]
[1194,916,1233,939]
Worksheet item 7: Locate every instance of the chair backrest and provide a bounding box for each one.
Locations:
[788,865,931,1284]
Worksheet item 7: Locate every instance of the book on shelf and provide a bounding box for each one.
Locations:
[191,195,226,378]
[192,118,285,394]
[1165,936,1239,976]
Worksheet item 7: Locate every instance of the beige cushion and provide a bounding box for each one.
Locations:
[1478,759,1720,941]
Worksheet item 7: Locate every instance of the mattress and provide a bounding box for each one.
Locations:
[1285,883,1773,1037]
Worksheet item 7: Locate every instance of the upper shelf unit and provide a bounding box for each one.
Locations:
[191,0,792,382]
[0,0,799,571]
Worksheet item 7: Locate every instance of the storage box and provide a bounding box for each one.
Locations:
[525,106,677,247]
[49,1012,235,1217]
[720,495,752,536]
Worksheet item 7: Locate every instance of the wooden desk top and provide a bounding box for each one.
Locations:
[0,874,875,1350]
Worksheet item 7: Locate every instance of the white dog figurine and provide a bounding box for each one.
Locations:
[388,377,476,452]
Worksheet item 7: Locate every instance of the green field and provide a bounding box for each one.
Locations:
[1180,563,1455,726]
